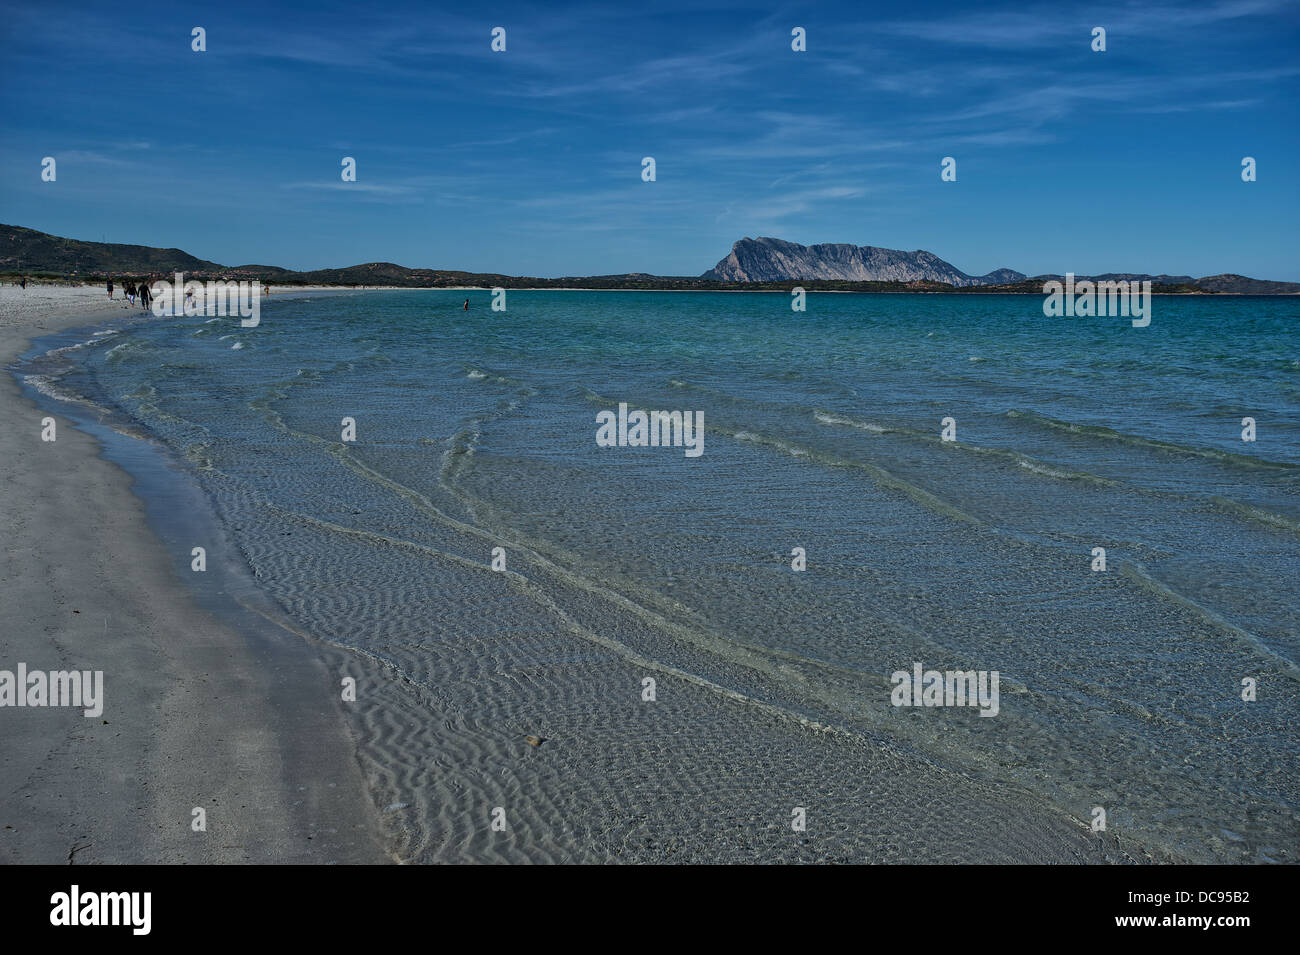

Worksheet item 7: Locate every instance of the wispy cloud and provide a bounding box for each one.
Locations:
[879,0,1288,48]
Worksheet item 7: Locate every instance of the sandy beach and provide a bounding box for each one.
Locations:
[1,283,1201,866]
[0,283,388,863]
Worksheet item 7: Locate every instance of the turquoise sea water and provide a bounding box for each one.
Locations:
[26,290,1300,862]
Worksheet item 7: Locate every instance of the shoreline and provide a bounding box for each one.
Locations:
[1,284,1188,864]
[7,280,1293,298]
[0,284,389,863]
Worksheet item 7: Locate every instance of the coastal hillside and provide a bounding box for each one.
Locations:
[0,223,223,276]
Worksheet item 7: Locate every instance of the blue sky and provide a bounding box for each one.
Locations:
[1,0,1297,279]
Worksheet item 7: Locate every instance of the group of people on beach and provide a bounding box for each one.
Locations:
[107,277,153,311]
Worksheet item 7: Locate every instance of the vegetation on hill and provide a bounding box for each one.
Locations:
[2,224,1294,294]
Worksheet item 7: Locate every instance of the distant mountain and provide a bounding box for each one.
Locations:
[1033,272,1197,285]
[1031,271,1300,295]
[3,224,1297,294]
[1166,273,1300,295]
[705,237,1025,286]
[706,237,1299,294]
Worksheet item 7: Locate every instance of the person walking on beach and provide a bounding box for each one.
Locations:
[139,280,152,313]
[125,281,136,306]
[107,278,114,299]
[19,278,25,290]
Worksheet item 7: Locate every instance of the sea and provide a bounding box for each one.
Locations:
[17,289,1300,863]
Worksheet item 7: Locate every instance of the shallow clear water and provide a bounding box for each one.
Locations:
[29,290,1300,862]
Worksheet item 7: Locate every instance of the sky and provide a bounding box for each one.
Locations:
[1,0,1297,279]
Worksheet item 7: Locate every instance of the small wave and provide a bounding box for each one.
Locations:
[24,373,83,406]
[463,364,537,393]
[231,342,244,350]
[1016,458,1074,480]
[1208,495,1300,535]
[1014,457,1108,483]
[732,430,808,456]
[960,442,1120,486]
[102,339,147,363]
[1007,409,1298,471]
[578,386,619,406]
[818,410,1119,485]
[814,411,888,433]
[1119,560,1300,680]
[712,423,981,524]
[44,338,97,359]
[182,442,216,470]
[22,373,137,436]
[664,378,824,419]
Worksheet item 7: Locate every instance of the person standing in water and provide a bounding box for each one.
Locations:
[463,298,469,310]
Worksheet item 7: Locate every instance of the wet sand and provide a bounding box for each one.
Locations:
[0,283,388,863]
